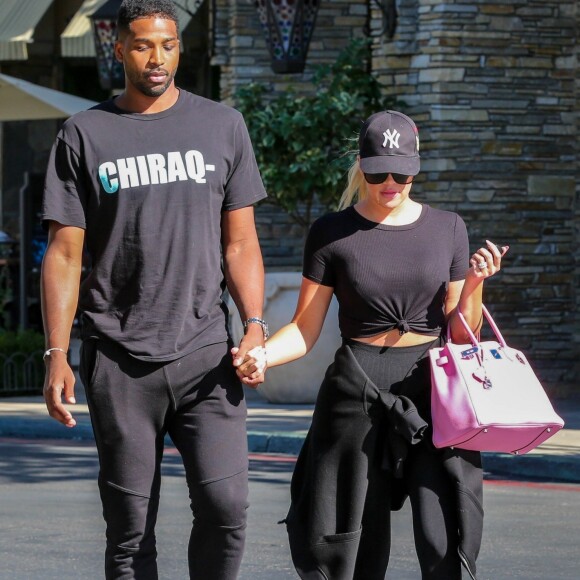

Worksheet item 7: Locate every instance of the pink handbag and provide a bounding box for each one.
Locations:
[430,305,564,454]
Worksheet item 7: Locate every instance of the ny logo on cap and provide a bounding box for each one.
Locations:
[382,129,400,149]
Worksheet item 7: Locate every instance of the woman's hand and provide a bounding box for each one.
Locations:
[231,345,268,386]
[447,240,509,341]
[468,240,509,280]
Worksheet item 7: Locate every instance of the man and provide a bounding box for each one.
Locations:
[40,1,267,578]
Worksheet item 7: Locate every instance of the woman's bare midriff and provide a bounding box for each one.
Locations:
[351,329,438,348]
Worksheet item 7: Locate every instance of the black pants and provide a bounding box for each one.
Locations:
[349,339,462,580]
[288,340,464,580]
[80,339,249,580]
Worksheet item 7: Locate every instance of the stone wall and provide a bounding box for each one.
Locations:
[255,202,328,270]
[213,0,368,103]
[213,0,578,393]
[212,0,369,273]
[574,0,580,389]
[372,0,579,391]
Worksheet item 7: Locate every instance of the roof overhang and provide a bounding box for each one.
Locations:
[0,73,98,121]
[0,0,54,61]
[61,0,201,58]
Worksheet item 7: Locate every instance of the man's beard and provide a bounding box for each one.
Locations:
[128,69,176,97]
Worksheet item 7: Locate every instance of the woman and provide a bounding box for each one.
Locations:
[235,110,508,580]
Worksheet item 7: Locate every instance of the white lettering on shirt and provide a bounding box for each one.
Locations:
[147,154,168,185]
[98,150,215,193]
[136,156,151,186]
[117,157,140,189]
[167,151,189,182]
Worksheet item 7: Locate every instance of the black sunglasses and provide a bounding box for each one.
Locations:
[363,172,414,185]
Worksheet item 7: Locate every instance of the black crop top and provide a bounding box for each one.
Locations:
[302,205,469,338]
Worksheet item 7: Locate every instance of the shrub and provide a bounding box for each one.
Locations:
[235,38,398,234]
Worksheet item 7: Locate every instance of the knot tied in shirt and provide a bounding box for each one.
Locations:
[396,319,410,335]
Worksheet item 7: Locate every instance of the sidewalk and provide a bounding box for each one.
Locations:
[1,386,579,484]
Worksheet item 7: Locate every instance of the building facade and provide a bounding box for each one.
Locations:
[0,0,578,392]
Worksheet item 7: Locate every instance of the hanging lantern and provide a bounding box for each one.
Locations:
[91,0,125,91]
[364,0,398,39]
[255,0,320,74]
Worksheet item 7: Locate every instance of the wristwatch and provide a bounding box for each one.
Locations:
[243,317,269,340]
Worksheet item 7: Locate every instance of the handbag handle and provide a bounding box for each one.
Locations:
[455,305,507,348]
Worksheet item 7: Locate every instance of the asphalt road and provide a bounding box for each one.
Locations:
[0,439,578,579]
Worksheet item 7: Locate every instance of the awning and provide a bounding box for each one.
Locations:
[0,0,55,61]
[61,0,203,58]
[61,0,107,58]
[0,73,98,121]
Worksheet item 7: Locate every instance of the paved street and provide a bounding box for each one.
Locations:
[0,439,579,579]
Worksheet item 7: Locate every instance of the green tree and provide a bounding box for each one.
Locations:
[235,38,398,233]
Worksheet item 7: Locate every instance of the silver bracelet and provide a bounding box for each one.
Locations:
[43,347,68,360]
[242,317,269,340]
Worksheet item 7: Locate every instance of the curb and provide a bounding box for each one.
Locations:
[482,452,580,484]
[247,431,306,455]
[0,420,94,441]
[1,420,579,484]
[0,420,307,456]
[0,420,307,455]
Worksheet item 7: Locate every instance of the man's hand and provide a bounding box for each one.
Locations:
[231,326,267,388]
[221,206,266,387]
[43,351,77,427]
[41,223,84,427]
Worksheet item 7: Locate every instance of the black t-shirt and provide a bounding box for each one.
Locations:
[303,205,469,337]
[42,90,267,361]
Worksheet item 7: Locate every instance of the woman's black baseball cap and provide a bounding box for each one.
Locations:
[358,110,420,176]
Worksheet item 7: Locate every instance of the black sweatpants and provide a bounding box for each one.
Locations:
[79,339,249,580]
[348,339,462,580]
[287,339,465,580]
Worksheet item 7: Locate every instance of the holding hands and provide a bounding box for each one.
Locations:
[232,344,268,385]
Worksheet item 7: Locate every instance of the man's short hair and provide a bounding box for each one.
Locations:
[117,0,180,34]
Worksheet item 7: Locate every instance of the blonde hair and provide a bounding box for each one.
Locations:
[338,159,368,210]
